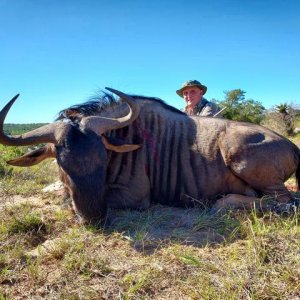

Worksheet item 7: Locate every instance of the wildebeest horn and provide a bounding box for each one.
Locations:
[80,87,140,135]
[0,94,70,146]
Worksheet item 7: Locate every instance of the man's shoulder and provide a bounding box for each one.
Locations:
[198,99,220,117]
[205,100,218,109]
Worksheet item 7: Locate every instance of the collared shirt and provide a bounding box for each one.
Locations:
[186,98,221,117]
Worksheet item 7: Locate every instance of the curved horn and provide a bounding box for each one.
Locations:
[80,87,140,135]
[0,94,69,146]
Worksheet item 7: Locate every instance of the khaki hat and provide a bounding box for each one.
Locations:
[176,80,207,97]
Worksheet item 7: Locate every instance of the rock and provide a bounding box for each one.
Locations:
[294,127,300,134]
[42,181,64,193]
[25,238,61,258]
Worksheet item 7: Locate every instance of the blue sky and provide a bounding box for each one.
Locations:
[1,0,299,123]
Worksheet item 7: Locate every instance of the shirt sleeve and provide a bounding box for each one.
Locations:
[199,102,221,117]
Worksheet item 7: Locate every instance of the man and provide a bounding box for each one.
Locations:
[176,80,220,116]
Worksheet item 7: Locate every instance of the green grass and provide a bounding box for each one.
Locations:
[1,191,299,299]
[0,144,58,197]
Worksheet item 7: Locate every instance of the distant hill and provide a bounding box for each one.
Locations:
[4,123,48,135]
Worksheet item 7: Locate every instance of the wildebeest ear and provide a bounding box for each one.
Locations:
[7,144,56,167]
[101,136,141,153]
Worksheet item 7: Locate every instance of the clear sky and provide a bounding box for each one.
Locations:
[1,0,300,123]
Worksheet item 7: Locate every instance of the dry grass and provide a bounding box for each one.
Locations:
[1,186,300,299]
[0,147,300,299]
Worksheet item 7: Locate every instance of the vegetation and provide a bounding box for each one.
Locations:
[262,103,299,137]
[0,180,299,299]
[4,123,48,135]
[213,89,300,140]
[0,114,299,299]
[0,124,53,192]
[213,89,266,124]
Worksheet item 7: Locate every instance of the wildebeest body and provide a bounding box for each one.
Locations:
[104,105,297,209]
[0,89,299,222]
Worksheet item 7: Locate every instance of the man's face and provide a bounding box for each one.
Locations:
[182,86,203,108]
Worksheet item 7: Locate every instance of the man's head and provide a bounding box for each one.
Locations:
[176,80,207,109]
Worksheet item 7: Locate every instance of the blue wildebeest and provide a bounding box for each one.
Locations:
[0,88,299,223]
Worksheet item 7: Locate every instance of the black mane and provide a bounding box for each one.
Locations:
[131,95,185,115]
[56,91,185,121]
[56,92,117,121]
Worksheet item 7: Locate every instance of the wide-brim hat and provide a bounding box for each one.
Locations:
[176,80,207,97]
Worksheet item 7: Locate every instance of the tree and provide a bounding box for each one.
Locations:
[214,89,265,124]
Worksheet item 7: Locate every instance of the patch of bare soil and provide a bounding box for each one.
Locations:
[0,194,44,209]
[107,205,225,251]
[4,194,224,253]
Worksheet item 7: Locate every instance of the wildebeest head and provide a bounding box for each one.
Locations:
[0,88,141,223]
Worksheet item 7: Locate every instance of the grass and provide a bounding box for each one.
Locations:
[1,189,299,299]
[0,142,300,299]
[291,132,300,148]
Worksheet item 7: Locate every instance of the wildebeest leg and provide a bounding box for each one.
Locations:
[226,175,294,205]
[211,194,266,213]
[226,171,293,203]
[261,183,293,203]
[212,190,298,215]
[225,172,258,197]
[219,127,298,205]
[221,151,294,203]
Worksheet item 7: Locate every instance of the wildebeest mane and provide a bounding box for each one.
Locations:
[56,91,185,122]
[56,92,117,121]
[130,95,185,115]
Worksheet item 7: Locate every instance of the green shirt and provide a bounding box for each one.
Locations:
[191,98,220,117]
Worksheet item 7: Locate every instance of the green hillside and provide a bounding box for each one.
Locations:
[4,123,48,135]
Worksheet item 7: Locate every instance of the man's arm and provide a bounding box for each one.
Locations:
[199,102,222,117]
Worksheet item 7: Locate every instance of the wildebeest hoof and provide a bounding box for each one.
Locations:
[274,202,298,215]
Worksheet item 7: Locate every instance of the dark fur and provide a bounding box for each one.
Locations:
[1,91,299,223]
[56,92,185,122]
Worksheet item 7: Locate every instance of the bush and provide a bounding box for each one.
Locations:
[214,89,265,124]
[262,104,299,137]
